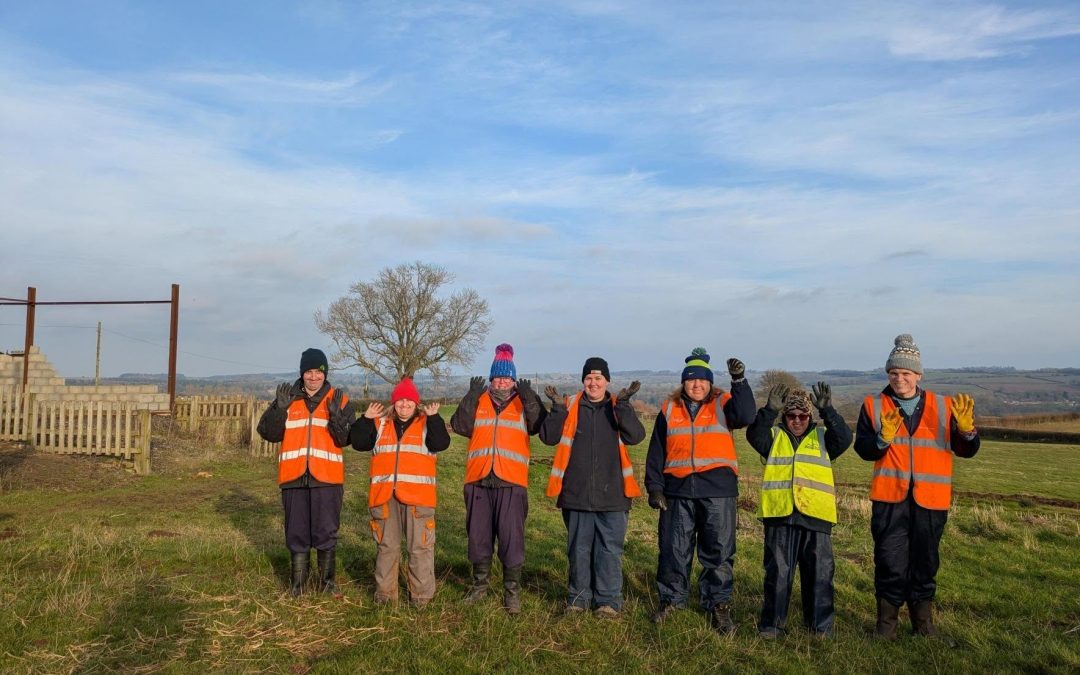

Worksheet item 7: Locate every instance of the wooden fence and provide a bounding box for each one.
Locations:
[173,395,279,457]
[0,387,151,474]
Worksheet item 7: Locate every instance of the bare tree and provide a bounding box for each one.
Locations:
[757,369,803,403]
[314,261,491,384]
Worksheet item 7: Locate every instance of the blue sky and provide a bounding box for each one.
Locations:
[1,1,1078,378]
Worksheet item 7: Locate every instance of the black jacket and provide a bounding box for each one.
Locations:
[746,403,852,533]
[349,412,452,454]
[450,383,546,488]
[539,392,646,512]
[644,379,756,499]
[256,379,354,489]
[854,386,980,462]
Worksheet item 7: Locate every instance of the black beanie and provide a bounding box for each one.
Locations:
[299,348,328,375]
[581,356,610,382]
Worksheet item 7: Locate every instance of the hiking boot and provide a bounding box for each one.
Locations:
[594,605,620,620]
[710,604,736,634]
[502,565,523,615]
[564,604,587,616]
[910,600,957,647]
[875,597,900,641]
[316,549,339,596]
[464,560,491,603]
[651,603,679,624]
[289,551,309,597]
[758,627,782,640]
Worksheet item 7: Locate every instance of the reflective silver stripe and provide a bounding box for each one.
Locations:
[912,472,952,485]
[476,417,528,433]
[467,448,494,460]
[797,452,832,468]
[793,477,835,494]
[766,455,795,466]
[495,448,529,465]
[551,468,565,478]
[370,474,394,484]
[873,467,910,480]
[762,480,793,491]
[473,419,497,428]
[279,449,308,461]
[872,397,882,431]
[665,456,736,470]
[285,417,329,429]
[934,394,950,450]
[664,459,694,469]
[667,427,694,436]
[559,435,573,447]
[622,466,634,478]
[309,449,342,463]
[908,438,950,450]
[393,474,437,485]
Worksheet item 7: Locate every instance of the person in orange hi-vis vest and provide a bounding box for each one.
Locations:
[349,377,450,607]
[450,344,546,615]
[644,348,756,634]
[854,334,980,644]
[539,356,645,619]
[257,348,355,597]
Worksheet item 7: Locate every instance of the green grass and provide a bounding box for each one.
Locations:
[1,408,1078,673]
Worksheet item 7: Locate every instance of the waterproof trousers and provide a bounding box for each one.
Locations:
[871,492,948,606]
[464,483,528,568]
[759,523,835,635]
[656,496,736,611]
[562,509,629,610]
[369,496,437,603]
[282,485,343,554]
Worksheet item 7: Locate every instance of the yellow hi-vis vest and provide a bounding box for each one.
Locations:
[757,426,837,523]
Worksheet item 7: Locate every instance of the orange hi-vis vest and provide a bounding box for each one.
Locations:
[369,414,437,508]
[661,393,738,477]
[465,392,531,487]
[278,388,348,485]
[864,391,954,510]
[546,392,641,498]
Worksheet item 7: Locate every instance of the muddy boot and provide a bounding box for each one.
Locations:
[710,603,736,635]
[464,559,491,603]
[317,549,339,596]
[911,600,957,646]
[503,565,523,615]
[289,551,309,597]
[875,597,900,641]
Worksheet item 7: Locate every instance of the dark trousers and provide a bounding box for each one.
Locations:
[656,496,736,610]
[464,483,529,568]
[282,485,343,553]
[759,523,835,634]
[562,510,629,610]
[871,493,949,606]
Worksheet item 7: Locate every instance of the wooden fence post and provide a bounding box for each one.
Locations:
[25,392,37,447]
[134,409,152,475]
[189,395,201,433]
[249,399,260,455]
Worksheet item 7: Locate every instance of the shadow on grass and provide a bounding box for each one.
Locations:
[214,487,288,587]
[85,575,193,671]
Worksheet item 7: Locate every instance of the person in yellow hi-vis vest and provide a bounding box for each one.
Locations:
[746,384,851,638]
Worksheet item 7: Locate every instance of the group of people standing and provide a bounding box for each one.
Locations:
[257,333,980,641]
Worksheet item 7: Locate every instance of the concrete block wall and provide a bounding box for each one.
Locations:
[1,347,170,411]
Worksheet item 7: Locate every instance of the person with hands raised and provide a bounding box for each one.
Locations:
[539,356,645,618]
[450,344,546,615]
[256,348,354,597]
[746,383,851,639]
[855,334,980,643]
[349,377,451,607]
[644,348,756,633]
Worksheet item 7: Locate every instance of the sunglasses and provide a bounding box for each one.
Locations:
[785,413,810,422]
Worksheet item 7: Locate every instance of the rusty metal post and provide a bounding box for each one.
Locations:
[168,284,179,412]
[22,286,36,389]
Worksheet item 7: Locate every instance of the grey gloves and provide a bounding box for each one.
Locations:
[617,380,641,401]
[727,358,745,379]
[811,381,831,411]
[766,384,789,412]
[544,385,563,407]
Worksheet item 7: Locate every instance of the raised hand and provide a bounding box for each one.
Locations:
[422,402,441,416]
[275,382,294,409]
[952,393,975,433]
[880,408,903,444]
[517,378,536,401]
[727,358,745,379]
[811,381,831,411]
[364,402,386,419]
[544,385,562,406]
[327,388,347,415]
[469,376,486,396]
[766,384,789,412]
[617,380,641,401]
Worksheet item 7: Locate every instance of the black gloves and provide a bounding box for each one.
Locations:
[766,384,789,412]
[617,380,641,401]
[468,376,486,397]
[275,382,294,409]
[727,358,745,379]
[517,378,536,401]
[326,388,355,423]
[811,381,831,411]
[544,385,563,406]
[648,491,668,511]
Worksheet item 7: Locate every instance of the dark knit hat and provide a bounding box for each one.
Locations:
[885,334,923,374]
[489,343,517,381]
[581,356,610,382]
[391,377,420,404]
[681,347,715,383]
[299,348,328,375]
[783,389,813,415]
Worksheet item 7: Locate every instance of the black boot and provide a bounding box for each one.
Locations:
[875,597,900,641]
[503,565,523,615]
[710,603,736,634]
[289,551,309,597]
[464,559,491,603]
[910,600,956,647]
[317,549,338,595]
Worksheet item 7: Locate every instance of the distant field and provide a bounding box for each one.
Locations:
[0,408,1077,673]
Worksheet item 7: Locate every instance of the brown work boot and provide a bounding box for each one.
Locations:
[710,603,736,634]
[875,597,900,641]
[910,600,957,647]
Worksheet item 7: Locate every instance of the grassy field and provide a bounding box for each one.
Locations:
[1,407,1077,674]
